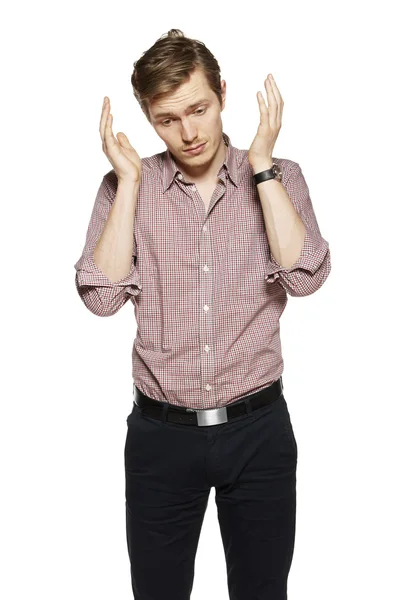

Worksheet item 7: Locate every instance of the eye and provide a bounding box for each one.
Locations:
[161,107,206,127]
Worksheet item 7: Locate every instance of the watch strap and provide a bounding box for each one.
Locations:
[253,162,283,185]
[253,168,275,185]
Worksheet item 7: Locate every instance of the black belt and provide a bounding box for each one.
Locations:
[132,377,284,427]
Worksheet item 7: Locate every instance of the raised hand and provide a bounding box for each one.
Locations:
[99,97,142,184]
[248,74,284,172]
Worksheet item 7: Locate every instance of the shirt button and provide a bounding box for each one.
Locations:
[205,384,211,391]
[177,173,183,180]
[204,345,210,352]
[203,225,207,232]
[203,264,209,272]
[203,305,209,312]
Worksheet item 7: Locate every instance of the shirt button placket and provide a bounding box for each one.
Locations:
[201,218,214,407]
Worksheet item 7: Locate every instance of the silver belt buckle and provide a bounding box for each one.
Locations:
[187,406,228,426]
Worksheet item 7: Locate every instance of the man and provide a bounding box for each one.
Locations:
[74,29,331,600]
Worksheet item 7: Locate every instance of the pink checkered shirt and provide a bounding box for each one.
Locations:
[74,132,331,409]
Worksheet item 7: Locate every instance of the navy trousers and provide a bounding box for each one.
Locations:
[124,386,297,599]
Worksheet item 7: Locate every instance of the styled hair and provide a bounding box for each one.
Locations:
[131,29,223,122]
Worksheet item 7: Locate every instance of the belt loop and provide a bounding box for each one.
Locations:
[244,397,252,414]
[161,402,168,422]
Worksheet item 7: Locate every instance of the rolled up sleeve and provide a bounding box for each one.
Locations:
[265,163,331,297]
[74,175,142,317]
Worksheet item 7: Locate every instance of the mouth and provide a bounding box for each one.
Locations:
[183,142,207,154]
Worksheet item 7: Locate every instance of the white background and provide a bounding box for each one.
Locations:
[2,1,400,598]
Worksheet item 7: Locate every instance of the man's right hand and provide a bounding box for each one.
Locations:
[99,96,142,184]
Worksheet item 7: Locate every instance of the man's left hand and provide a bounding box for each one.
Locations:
[248,73,283,171]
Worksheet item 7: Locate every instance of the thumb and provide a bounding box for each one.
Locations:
[117,132,130,145]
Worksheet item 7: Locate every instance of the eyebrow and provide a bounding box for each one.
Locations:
[153,99,210,120]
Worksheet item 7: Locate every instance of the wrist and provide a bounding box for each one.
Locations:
[117,177,140,189]
[251,160,274,174]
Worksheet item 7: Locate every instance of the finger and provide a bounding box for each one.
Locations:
[268,75,284,120]
[269,75,282,104]
[117,132,130,147]
[99,97,109,144]
[257,90,269,127]
[104,112,119,149]
[267,75,280,105]
[264,77,278,121]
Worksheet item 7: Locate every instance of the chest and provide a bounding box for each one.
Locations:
[195,182,218,212]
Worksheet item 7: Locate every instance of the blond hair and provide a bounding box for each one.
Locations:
[131,29,223,121]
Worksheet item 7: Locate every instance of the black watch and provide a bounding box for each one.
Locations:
[253,163,283,185]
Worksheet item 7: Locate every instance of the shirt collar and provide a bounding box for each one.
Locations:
[161,131,239,193]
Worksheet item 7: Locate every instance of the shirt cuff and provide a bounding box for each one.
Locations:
[75,250,142,296]
[265,226,329,283]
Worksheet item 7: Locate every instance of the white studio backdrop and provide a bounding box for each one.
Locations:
[1,1,400,599]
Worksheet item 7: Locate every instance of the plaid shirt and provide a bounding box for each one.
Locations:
[74,132,331,409]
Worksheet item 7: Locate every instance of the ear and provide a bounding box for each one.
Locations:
[220,79,227,110]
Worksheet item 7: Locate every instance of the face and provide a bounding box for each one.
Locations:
[148,68,227,179]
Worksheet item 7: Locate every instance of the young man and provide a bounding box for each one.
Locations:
[74,29,331,600]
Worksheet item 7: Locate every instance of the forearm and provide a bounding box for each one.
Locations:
[93,179,139,283]
[252,162,306,269]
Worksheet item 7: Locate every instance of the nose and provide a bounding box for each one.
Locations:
[181,118,198,144]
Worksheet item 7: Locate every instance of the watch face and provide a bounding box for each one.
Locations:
[273,163,283,182]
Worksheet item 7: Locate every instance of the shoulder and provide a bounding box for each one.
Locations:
[234,144,300,186]
[272,157,300,172]
[272,157,301,186]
